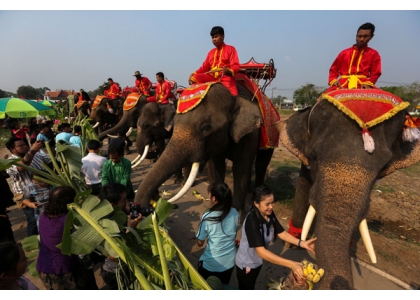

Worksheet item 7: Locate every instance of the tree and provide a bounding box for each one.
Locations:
[271,95,287,105]
[16,85,39,99]
[293,83,323,106]
[0,89,9,98]
[382,81,420,111]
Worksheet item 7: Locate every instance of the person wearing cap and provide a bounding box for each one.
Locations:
[133,71,152,97]
[188,26,240,97]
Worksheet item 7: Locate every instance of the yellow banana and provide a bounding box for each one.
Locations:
[193,190,206,201]
[312,268,324,283]
[307,263,316,276]
[149,200,157,208]
[306,273,314,282]
[307,280,314,290]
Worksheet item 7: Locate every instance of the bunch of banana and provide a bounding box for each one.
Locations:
[192,190,206,201]
[301,259,325,290]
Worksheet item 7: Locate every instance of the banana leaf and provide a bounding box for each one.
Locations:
[0,158,21,171]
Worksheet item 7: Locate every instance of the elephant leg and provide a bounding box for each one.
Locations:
[289,163,313,239]
[206,154,226,185]
[173,168,184,184]
[254,148,274,187]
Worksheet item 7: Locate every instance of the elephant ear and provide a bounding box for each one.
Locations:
[230,96,262,143]
[277,108,311,167]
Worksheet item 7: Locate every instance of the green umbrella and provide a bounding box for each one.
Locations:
[0,97,56,119]
[41,99,56,106]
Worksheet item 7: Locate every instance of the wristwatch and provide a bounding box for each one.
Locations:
[30,150,37,155]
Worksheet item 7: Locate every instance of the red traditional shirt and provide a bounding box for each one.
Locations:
[194,42,240,79]
[155,81,174,104]
[135,77,152,96]
[104,83,121,99]
[328,45,382,89]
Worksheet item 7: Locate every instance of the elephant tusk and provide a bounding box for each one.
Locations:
[132,145,149,169]
[107,134,119,139]
[167,162,200,203]
[131,154,141,165]
[359,219,377,264]
[92,122,100,129]
[301,205,316,241]
[126,127,133,137]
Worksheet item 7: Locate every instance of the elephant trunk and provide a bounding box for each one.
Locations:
[98,115,130,141]
[311,163,376,290]
[134,126,199,207]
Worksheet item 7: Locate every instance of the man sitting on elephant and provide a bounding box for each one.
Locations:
[104,78,122,115]
[146,72,176,132]
[188,26,240,97]
[133,71,152,97]
[325,22,381,94]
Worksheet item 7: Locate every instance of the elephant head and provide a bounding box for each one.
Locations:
[131,102,174,168]
[73,101,91,118]
[97,94,148,141]
[134,83,271,213]
[278,99,420,289]
[89,96,123,135]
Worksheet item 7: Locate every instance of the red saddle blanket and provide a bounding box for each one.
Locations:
[123,92,141,111]
[321,89,409,129]
[92,95,105,109]
[177,82,218,114]
[75,100,87,109]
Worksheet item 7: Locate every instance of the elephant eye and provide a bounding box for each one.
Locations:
[200,123,211,132]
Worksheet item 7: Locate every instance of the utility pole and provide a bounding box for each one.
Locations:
[271,87,277,101]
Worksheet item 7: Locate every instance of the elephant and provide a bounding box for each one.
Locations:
[277,97,420,289]
[73,100,91,117]
[98,93,147,141]
[134,82,275,213]
[89,96,124,136]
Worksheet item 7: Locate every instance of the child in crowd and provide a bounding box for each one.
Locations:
[55,123,73,144]
[196,182,239,285]
[0,241,38,290]
[81,140,107,195]
[69,125,83,149]
[36,124,51,154]
[11,123,29,145]
[101,138,134,200]
[22,176,54,235]
[98,183,142,289]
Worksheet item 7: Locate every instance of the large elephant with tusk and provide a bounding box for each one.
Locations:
[134,82,275,212]
[89,95,124,136]
[277,90,420,289]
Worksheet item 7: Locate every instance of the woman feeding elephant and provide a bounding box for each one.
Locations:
[235,185,316,290]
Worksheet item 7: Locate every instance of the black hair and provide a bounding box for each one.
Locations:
[118,130,126,137]
[5,136,24,152]
[357,22,375,35]
[156,72,164,80]
[61,122,71,129]
[252,185,273,205]
[43,186,76,218]
[73,125,82,134]
[108,78,113,82]
[87,139,101,150]
[99,183,126,205]
[210,26,224,36]
[57,124,63,132]
[202,182,233,235]
[108,138,125,157]
[0,241,20,274]
[39,123,49,130]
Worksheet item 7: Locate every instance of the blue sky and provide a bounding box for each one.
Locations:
[1,8,419,99]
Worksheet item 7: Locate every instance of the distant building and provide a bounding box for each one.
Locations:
[280,98,294,109]
[44,89,77,102]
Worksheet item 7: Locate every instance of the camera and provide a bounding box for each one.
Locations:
[129,202,155,219]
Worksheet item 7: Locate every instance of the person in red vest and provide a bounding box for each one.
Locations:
[104,78,122,115]
[188,26,240,97]
[147,72,175,131]
[133,71,152,97]
[325,22,381,93]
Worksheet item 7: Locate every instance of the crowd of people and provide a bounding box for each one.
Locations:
[0,21,382,290]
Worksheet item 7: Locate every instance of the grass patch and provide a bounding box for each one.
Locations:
[278,109,296,118]
[373,183,395,194]
[398,162,420,176]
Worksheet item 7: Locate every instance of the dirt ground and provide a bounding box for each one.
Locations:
[2,137,420,289]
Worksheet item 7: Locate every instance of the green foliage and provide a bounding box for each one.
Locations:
[382,82,420,111]
[293,83,323,106]
[16,85,39,99]
[0,88,10,98]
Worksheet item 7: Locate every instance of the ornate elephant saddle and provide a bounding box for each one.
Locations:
[321,89,419,153]
[123,92,141,111]
[75,100,88,109]
[92,95,105,109]
[177,82,218,114]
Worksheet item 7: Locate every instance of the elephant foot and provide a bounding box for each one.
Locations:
[173,176,183,184]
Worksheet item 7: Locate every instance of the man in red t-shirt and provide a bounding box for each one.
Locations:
[146,72,175,131]
[325,22,381,93]
[188,26,240,97]
[133,71,152,97]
